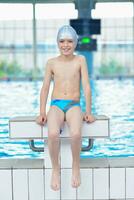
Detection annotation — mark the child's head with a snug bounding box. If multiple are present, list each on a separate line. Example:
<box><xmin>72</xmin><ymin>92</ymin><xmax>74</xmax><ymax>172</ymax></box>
<box><xmin>57</xmin><ymin>25</ymin><xmax>78</xmax><ymax>48</ymax></box>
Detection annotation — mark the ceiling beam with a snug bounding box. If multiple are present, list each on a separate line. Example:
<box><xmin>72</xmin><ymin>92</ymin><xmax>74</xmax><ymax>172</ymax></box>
<box><xmin>95</xmin><ymin>0</ymin><xmax>134</xmax><ymax>2</ymax></box>
<box><xmin>0</xmin><ymin>0</ymin><xmax>75</xmax><ymax>3</ymax></box>
<box><xmin>0</xmin><ymin>0</ymin><xmax>133</xmax><ymax>3</ymax></box>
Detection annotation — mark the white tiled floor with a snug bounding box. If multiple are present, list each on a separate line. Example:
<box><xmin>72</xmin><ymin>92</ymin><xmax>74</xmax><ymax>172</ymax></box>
<box><xmin>0</xmin><ymin>158</ymin><xmax>134</xmax><ymax>200</ymax></box>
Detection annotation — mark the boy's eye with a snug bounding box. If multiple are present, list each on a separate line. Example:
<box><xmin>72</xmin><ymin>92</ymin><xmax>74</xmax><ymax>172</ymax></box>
<box><xmin>59</xmin><ymin>40</ymin><xmax>73</xmax><ymax>43</ymax></box>
<box><xmin>68</xmin><ymin>40</ymin><xmax>73</xmax><ymax>43</ymax></box>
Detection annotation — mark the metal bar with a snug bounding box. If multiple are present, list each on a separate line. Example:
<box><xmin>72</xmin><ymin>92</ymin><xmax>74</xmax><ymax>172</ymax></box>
<box><xmin>29</xmin><ymin>140</ymin><xmax>44</xmax><ymax>152</ymax></box>
<box><xmin>29</xmin><ymin>139</ymin><xmax>94</xmax><ymax>152</ymax></box>
<box><xmin>32</xmin><ymin>2</ymin><xmax>37</xmax><ymax>71</ymax></box>
<box><xmin>81</xmin><ymin>139</ymin><xmax>94</xmax><ymax>151</ymax></box>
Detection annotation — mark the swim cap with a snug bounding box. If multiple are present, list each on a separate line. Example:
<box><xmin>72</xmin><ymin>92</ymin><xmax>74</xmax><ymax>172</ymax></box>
<box><xmin>57</xmin><ymin>25</ymin><xmax>78</xmax><ymax>47</ymax></box>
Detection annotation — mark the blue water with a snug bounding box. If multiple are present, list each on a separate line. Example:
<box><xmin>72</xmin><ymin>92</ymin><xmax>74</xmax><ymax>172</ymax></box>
<box><xmin>0</xmin><ymin>78</ymin><xmax>134</xmax><ymax>158</ymax></box>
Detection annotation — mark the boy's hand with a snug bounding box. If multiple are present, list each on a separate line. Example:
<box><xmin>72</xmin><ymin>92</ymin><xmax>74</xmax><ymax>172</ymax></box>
<box><xmin>83</xmin><ymin>113</ymin><xmax>96</xmax><ymax>123</ymax></box>
<box><xmin>36</xmin><ymin>114</ymin><xmax>47</xmax><ymax>125</ymax></box>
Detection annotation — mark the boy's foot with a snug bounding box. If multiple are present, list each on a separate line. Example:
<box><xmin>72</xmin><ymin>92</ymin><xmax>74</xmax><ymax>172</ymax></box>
<box><xmin>51</xmin><ymin>168</ymin><xmax>60</xmax><ymax>191</ymax></box>
<box><xmin>71</xmin><ymin>166</ymin><xmax>81</xmax><ymax>188</ymax></box>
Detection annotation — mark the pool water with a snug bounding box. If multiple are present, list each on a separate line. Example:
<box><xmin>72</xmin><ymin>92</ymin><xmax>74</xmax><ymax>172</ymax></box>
<box><xmin>0</xmin><ymin>78</ymin><xmax>134</xmax><ymax>158</ymax></box>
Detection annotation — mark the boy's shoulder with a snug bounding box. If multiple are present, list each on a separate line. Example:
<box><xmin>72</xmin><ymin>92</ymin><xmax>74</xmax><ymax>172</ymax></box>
<box><xmin>47</xmin><ymin>57</ymin><xmax>57</xmax><ymax>64</ymax></box>
<box><xmin>76</xmin><ymin>54</ymin><xmax>86</xmax><ymax>60</ymax></box>
<box><xmin>46</xmin><ymin>57</ymin><xmax>58</xmax><ymax>68</ymax></box>
<box><xmin>75</xmin><ymin>55</ymin><xmax>86</xmax><ymax>63</ymax></box>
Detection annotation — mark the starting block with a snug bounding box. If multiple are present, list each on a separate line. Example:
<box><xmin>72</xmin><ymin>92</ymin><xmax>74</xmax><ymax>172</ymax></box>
<box><xmin>9</xmin><ymin>115</ymin><xmax>110</xmax><ymax>198</ymax></box>
<box><xmin>9</xmin><ymin>115</ymin><xmax>109</xmax><ymax>139</ymax></box>
<box><xmin>9</xmin><ymin>115</ymin><xmax>109</xmax><ymax>168</ymax></box>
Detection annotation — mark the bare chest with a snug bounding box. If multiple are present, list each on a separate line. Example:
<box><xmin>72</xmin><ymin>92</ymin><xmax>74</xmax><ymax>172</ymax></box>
<box><xmin>53</xmin><ymin>64</ymin><xmax>80</xmax><ymax>80</ymax></box>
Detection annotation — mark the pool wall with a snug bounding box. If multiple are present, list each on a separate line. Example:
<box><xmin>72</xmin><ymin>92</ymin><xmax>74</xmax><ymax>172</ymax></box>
<box><xmin>0</xmin><ymin>157</ymin><xmax>134</xmax><ymax>200</ymax></box>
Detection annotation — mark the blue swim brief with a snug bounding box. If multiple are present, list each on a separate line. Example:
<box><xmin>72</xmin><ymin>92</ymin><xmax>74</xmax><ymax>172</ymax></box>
<box><xmin>50</xmin><ymin>99</ymin><xmax>80</xmax><ymax>113</ymax></box>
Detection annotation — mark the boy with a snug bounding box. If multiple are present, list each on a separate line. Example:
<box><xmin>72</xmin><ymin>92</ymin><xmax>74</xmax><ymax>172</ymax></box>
<box><xmin>36</xmin><ymin>25</ymin><xmax>95</xmax><ymax>191</ymax></box>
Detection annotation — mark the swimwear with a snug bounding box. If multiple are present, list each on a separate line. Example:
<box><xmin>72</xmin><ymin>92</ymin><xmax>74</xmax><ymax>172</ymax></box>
<box><xmin>50</xmin><ymin>99</ymin><xmax>80</xmax><ymax>113</ymax></box>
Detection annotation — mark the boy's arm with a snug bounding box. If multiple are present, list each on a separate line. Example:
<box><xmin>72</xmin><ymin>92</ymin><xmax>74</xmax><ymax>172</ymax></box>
<box><xmin>80</xmin><ymin>56</ymin><xmax>95</xmax><ymax>122</ymax></box>
<box><xmin>36</xmin><ymin>60</ymin><xmax>52</xmax><ymax>125</ymax></box>
<box><xmin>40</xmin><ymin>60</ymin><xmax>52</xmax><ymax>115</ymax></box>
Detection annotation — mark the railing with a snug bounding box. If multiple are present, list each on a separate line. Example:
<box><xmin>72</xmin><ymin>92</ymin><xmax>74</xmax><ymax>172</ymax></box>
<box><xmin>29</xmin><ymin>138</ymin><xmax>94</xmax><ymax>152</ymax></box>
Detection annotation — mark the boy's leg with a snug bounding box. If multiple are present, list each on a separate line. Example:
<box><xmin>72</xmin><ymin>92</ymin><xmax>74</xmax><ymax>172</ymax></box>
<box><xmin>47</xmin><ymin>106</ymin><xmax>64</xmax><ymax>190</ymax></box>
<box><xmin>66</xmin><ymin>106</ymin><xmax>83</xmax><ymax>188</ymax></box>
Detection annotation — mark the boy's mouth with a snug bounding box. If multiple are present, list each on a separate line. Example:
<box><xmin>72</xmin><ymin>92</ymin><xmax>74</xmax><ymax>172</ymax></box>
<box><xmin>62</xmin><ymin>48</ymin><xmax>71</xmax><ymax>52</ymax></box>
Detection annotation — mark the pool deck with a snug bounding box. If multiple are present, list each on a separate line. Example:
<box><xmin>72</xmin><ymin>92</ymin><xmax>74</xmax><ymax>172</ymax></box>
<box><xmin>0</xmin><ymin>157</ymin><xmax>134</xmax><ymax>200</ymax></box>
<box><xmin>0</xmin><ymin>75</ymin><xmax>134</xmax><ymax>82</ymax></box>
<box><xmin>1</xmin><ymin>157</ymin><xmax>134</xmax><ymax>168</ymax></box>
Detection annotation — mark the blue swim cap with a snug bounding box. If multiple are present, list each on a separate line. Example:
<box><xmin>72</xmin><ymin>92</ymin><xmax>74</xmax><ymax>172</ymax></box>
<box><xmin>57</xmin><ymin>25</ymin><xmax>78</xmax><ymax>47</ymax></box>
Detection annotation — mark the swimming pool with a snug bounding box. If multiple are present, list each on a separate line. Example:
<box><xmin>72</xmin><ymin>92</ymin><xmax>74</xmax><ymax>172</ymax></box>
<box><xmin>0</xmin><ymin>78</ymin><xmax>134</xmax><ymax>158</ymax></box>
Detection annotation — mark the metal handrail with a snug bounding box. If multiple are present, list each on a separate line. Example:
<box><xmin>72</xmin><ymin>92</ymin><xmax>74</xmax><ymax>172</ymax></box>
<box><xmin>29</xmin><ymin>140</ymin><xmax>44</xmax><ymax>152</ymax></box>
<box><xmin>81</xmin><ymin>138</ymin><xmax>94</xmax><ymax>151</ymax></box>
<box><xmin>29</xmin><ymin>138</ymin><xmax>94</xmax><ymax>152</ymax></box>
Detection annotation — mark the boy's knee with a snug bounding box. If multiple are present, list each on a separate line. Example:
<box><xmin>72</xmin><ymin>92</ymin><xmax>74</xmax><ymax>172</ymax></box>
<box><xmin>70</xmin><ymin>131</ymin><xmax>81</xmax><ymax>141</ymax></box>
<box><xmin>48</xmin><ymin>131</ymin><xmax>59</xmax><ymax>140</ymax></box>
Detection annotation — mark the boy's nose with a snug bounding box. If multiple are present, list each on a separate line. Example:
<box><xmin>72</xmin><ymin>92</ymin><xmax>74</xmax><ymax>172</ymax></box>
<box><xmin>64</xmin><ymin>42</ymin><xmax>69</xmax><ymax>46</ymax></box>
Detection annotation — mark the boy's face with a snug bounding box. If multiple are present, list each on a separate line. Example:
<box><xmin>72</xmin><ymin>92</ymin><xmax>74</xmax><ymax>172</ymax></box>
<box><xmin>58</xmin><ymin>38</ymin><xmax>75</xmax><ymax>56</ymax></box>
